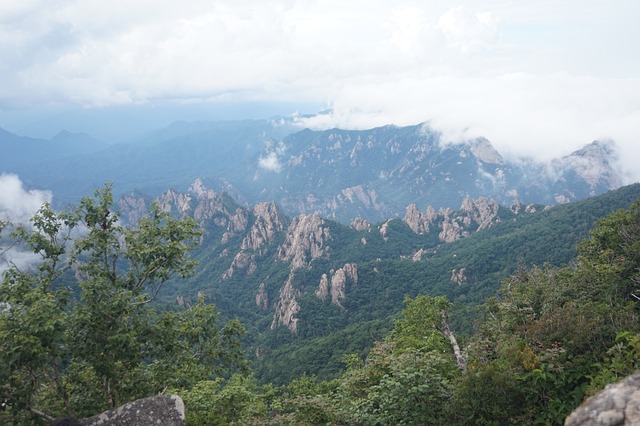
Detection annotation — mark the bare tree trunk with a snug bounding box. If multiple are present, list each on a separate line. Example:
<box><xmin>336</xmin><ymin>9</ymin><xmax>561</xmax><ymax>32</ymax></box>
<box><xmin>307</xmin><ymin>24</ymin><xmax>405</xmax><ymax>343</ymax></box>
<box><xmin>28</xmin><ymin>406</ymin><xmax>55</xmax><ymax>422</ymax></box>
<box><xmin>440</xmin><ymin>310</ymin><xmax>467</xmax><ymax>373</ymax></box>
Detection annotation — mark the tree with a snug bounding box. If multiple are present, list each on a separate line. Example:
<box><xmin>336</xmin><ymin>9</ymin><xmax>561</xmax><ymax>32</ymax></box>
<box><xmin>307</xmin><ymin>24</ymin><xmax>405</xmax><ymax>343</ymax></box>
<box><xmin>336</xmin><ymin>295</ymin><xmax>462</xmax><ymax>425</ymax></box>
<box><xmin>0</xmin><ymin>185</ymin><xmax>246</xmax><ymax>423</ymax></box>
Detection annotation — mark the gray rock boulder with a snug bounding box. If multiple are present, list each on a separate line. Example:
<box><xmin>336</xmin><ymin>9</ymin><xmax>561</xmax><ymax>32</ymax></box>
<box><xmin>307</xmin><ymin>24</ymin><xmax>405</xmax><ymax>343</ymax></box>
<box><xmin>565</xmin><ymin>373</ymin><xmax>640</xmax><ymax>425</ymax></box>
<box><xmin>79</xmin><ymin>395</ymin><xmax>185</xmax><ymax>426</ymax></box>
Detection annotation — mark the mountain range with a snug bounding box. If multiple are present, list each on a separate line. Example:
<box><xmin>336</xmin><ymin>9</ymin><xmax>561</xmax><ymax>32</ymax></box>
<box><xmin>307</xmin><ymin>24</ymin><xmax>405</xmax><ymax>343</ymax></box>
<box><xmin>116</xmin><ymin>178</ymin><xmax>640</xmax><ymax>383</ymax></box>
<box><xmin>1</xmin><ymin>115</ymin><xmax>637</xmax><ymax>383</ymax></box>
<box><xmin>0</xmin><ymin>119</ymin><xmax>623</xmax><ymax>222</ymax></box>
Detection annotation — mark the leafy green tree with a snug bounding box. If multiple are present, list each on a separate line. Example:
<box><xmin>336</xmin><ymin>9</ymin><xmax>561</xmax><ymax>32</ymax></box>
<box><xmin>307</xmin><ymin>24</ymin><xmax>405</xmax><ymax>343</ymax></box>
<box><xmin>450</xmin><ymin>202</ymin><xmax>640</xmax><ymax>424</ymax></box>
<box><xmin>336</xmin><ymin>295</ymin><xmax>462</xmax><ymax>425</ymax></box>
<box><xmin>0</xmin><ymin>185</ymin><xmax>245</xmax><ymax>423</ymax></box>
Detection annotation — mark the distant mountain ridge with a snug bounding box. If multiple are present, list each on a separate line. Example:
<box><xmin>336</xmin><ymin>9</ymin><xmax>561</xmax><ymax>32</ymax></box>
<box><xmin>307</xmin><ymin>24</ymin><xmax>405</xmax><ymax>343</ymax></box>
<box><xmin>0</xmin><ymin>120</ymin><xmax>624</xmax><ymax>220</ymax></box>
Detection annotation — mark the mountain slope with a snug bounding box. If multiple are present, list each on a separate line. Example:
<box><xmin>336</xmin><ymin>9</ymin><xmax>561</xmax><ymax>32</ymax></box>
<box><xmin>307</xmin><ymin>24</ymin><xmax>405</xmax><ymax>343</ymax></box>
<box><xmin>117</xmin><ymin>181</ymin><xmax>640</xmax><ymax>383</ymax></box>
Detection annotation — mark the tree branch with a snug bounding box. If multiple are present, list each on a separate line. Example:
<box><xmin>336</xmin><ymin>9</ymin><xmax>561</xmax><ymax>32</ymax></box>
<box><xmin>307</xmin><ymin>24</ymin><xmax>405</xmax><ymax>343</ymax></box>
<box><xmin>27</xmin><ymin>406</ymin><xmax>55</xmax><ymax>422</ymax></box>
<box><xmin>440</xmin><ymin>310</ymin><xmax>467</xmax><ymax>373</ymax></box>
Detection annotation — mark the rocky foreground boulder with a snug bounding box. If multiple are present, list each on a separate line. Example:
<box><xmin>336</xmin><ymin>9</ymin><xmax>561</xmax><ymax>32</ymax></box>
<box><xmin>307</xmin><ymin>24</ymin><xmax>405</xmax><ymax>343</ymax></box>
<box><xmin>565</xmin><ymin>373</ymin><xmax>640</xmax><ymax>425</ymax></box>
<box><xmin>51</xmin><ymin>395</ymin><xmax>185</xmax><ymax>426</ymax></box>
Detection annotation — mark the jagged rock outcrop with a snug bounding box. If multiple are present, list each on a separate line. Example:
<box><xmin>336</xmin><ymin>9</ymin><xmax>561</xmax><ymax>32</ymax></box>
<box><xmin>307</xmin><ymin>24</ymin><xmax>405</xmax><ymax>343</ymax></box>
<box><xmin>338</xmin><ymin>185</ymin><xmax>383</xmax><ymax>210</ymax></box>
<box><xmin>79</xmin><ymin>395</ymin><xmax>185</xmax><ymax>425</ymax></box>
<box><xmin>220</xmin><ymin>208</ymin><xmax>249</xmax><ymax>244</ymax></box>
<box><xmin>450</xmin><ymin>268</ymin><xmax>467</xmax><ymax>286</ymax></box>
<box><xmin>564</xmin><ymin>373</ymin><xmax>640</xmax><ymax>425</ymax></box>
<box><xmin>510</xmin><ymin>199</ymin><xmax>538</xmax><ymax>214</ymax></box>
<box><xmin>379</xmin><ymin>220</ymin><xmax>391</xmax><ymax>242</ymax></box>
<box><xmin>117</xmin><ymin>193</ymin><xmax>148</xmax><ymax>223</ymax></box>
<box><xmin>459</xmin><ymin>196</ymin><xmax>500</xmax><ymax>230</ymax></box>
<box><xmin>241</xmin><ymin>202</ymin><xmax>285</xmax><ymax>253</ymax></box>
<box><xmin>439</xmin><ymin>208</ymin><xmax>469</xmax><ymax>243</ymax></box>
<box><xmin>412</xmin><ymin>248</ymin><xmax>427</xmax><ymax>261</ymax></box>
<box><xmin>405</xmin><ymin>197</ymin><xmax>501</xmax><ymax>243</ymax></box>
<box><xmin>315</xmin><ymin>264</ymin><xmax>358</xmax><ymax>308</ymax></box>
<box><xmin>271</xmin><ymin>272</ymin><xmax>300</xmax><ymax>332</ymax></box>
<box><xmin>315</xmin><ymin>273</ymin><xmax>329</xmax><ymax>301</ymax></box>
<box><xmin>405</xmin><ymin>204</ymin><xmax>437</xmax><ymax>234</ymax></box>
<box><xmin>158</xmin><ymin>189</ymin><xmax>193</xmax><ymax>216</ymax></box>
<box><xmin>277</xmin><ymin>214</ymin><xmax>331</xmax><ymax>269</ymax></box>
<box><xmin>222</xmin><ymin>251</ymin><xmax>256</xmax><ymax>280</ymax></box>
<box><xmin>330</xmin><ymin>263</ymin><xmax>358</xmax><ymax>307</ymax></box>
<box><xmin>256</xmin><ymin>282</ymin><xmax>268</xmax><ymax>310</ymax></box>
<box><xmin>351</xmin><ymin>216</ymin><xmax>371</xmax><ymax>232</ymax></box>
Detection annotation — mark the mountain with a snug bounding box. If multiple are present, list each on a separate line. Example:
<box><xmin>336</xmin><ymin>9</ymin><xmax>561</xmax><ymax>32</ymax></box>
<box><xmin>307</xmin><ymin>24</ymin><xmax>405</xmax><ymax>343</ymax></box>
<box><xmin>0</xmin><ymin>127</ymin><xmax>107</xmax><ymax>170</ymax></box>
<box><xmin>231</xmin><ymin>124</ymin><xmax>622</xmax><ymax>222</ymax></box>
<box><xmin>117</xmin><ymin>180</ymin><xmax>640</xmax><ymax>383</ymax></box>
<box><xmin>1</xmin><ymin>120</ymin><xmax>623</xmax><ymax>221</ymax></box>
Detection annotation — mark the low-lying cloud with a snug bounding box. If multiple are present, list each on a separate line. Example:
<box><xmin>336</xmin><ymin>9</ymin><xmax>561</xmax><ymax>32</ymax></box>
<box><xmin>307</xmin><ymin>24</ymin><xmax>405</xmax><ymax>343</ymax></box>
<box><xmin>0</xmin><ymin>174</ymin><xmax>52</xmax><ymax>224</ymax></box>
<box><xmin>0</xmin><ymin>174</ymin><xmax>53</xmax><ymax>274</ymax></box>
<box><xmin>258</xmin><ymin>152</ymin><xmax>283</xmax><ymax>173</ymax></box>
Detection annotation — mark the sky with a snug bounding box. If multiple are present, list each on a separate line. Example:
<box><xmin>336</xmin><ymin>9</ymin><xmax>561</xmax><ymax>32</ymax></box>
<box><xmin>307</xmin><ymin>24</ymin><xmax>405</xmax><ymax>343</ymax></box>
<box><xmin>0</xmin><ymin>0</ymin><xmax>639</xmax><ymax>181</ymax></box>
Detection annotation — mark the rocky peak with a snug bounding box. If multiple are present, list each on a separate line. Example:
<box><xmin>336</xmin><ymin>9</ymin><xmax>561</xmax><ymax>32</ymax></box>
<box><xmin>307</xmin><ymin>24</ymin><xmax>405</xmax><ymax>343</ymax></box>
<box><xmin>469</xmin><ymin>138</ymin><xmax>503</xmax><ymax>164</ymax></box>
<box><xmin>404</xmin><ymin>204</ymin><xmax>437</xmax><ymax>234</ymax></box>
<box><xmin>221</xmin><ymin>250</ymin><xmax>256</xmax><ymax>281</ymax></box>
<box><xmin>277</xmin><ymin>213</ymin><xmax>331</xmax><ymax>269</ymax></box>
<box><xmin>459</xmin><ymin>196</ymin><xmax>500</xmax><ymax>230</ymax></box>
<box><xmin>404</xmin><ymin>197</ymin><xmax>501</xmax><ymax>243</ymax></box>
<box><xmin>315</xmin><ymin>263</ymin><xmax>358</xmax><ymax>308</ymax></box>
<box><xmin>271</xmin><ymin>272</ymin><xmax>300</xmax><ymax>332</ymax></box>
<box><xmin>241</xmin><ymin>202</ymin><xmax>285</xmax><ymax>252</ymax></box>
<box><xmin>221</xmin><ymin>208</ymin><xmax>249</xmax><ymax>244</ymax></box>
<box><xmin>117</xmin><ymin>192</ymin><xmax>148</xmax><ymax>224</ymax></box>
<box><xmin>510</xmin><ymin>199</ymin><xmax>538</xmax><ymax>214</ymax></box>
<box><xmin>351</xmin><ymin>216</ymin><xmax>371</xmax><ymax>232</ymax></box>
<box><xmin>558</xmin><ymin>140</ymin><xmax>622</xmax><ymax>192</ymax></box>
<box><xmin>439</xmin><ymin>208</ymin><xmax>468</xmax><ymax>243</ymax></box>
<box><xmin>158</xmin><ymin>189</ymin><xmax>193</xmax><ymax>216</ymax></box>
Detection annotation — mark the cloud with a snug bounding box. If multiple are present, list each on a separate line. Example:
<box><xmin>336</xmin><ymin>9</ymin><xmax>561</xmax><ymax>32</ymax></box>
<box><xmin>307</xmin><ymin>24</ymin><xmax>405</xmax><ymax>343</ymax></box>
<box><xmin>0</xmin><ymin>174</ymin><xmax>53</xmax><ymax>273</ymax></box>
<box><xmin>0</xmin><ymin>1</ymin><xmax>639</xmax><ymax>182</ymax></box>
<box><xmin>0</xmin><ymin>174</ymin><xmax>52</xmax><ymax>224</ymax></box>
<box><xmin>438</xmin><ymin>5</ymin><xmax>500</xmax><ymax>53</ymax></box>
<box><xmin>258</xmin><ymin>152</ymin><xmax>282</xmax><ymax>173</ymax></box>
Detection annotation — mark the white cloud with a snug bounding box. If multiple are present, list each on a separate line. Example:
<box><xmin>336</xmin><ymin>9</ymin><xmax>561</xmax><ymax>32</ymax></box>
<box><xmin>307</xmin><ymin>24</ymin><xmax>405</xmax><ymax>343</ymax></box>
<box><xmin>438</xmin><ymin>5</ymin><xmax>500</xmax><ymax>53</ymax></box>
<box><xmin>0</xmin><ymin>1</ymin><xmax>639</xmax><ymax>182</ymax></box>
<box><xmin>0</xmin><ymin>174</ymin><xmax>52</xmax><ymax>224</ymax></box>
<box><xmin>258</xmin><ymin>152</ymin><xmax>282</xmax><ymax>173</ymax></box>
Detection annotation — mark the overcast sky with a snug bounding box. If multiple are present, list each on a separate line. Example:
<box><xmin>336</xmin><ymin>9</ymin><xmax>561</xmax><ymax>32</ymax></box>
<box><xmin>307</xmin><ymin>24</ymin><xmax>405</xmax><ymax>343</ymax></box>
<box><xmin>0</xmin><ymin>0</ymin><xmax>638</xmax><ymax>180</ymax></box>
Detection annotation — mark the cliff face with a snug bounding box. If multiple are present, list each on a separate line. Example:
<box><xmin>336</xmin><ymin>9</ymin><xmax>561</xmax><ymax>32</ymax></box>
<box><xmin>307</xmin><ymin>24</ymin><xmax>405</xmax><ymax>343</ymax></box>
<box><xmin>314</xmin><ymin>263</ymin><xmax>359</xmax><ymax>308</ymax></box>
<box><xmin>271</xmin><ymin>272</ymin><xmax>300</xmax><ymax>332</ymax></box>
<box><xmin>277</xmin><ymin>214</ymin><xmax>331</xmax><ymax>270</ymax></box>
<box><xmin>404</xmin><ymin>196</ymin><xmax>503</xmax><ymax>243</ymax></box>
<box><xmin>241</xmin><ymin>202</ymin><xmax>285</xmax><ymax>253</ymax></box>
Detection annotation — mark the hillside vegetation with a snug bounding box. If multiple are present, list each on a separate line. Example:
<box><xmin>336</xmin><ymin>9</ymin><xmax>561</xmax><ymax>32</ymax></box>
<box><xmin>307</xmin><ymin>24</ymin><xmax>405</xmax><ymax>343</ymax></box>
<box><xmin>1</xmin><ymin>184</ymin><xmax>639</xmax><ymax>424</ymax></box>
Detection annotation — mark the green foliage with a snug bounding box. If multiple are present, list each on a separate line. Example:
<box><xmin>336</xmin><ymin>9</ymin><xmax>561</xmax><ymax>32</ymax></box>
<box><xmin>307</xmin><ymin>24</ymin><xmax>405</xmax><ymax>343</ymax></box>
<box><xmin>391</xmin><ymin>295</ymin><xmax>452</xmax><ymax>353</ymax></box>
<box><xmin>0</xmin><ymin>185</ymin><xmax>245</xmax><ymax>423</ymax></box>
<box><xmin>586</xmin><ymin>332</ymin><xmax>640</xmax><ymax>397</ymax></box>
<box><xmin>178</xmin><ymin>375</ymin><xmax>268</xmax><ymax>425</ymax></box>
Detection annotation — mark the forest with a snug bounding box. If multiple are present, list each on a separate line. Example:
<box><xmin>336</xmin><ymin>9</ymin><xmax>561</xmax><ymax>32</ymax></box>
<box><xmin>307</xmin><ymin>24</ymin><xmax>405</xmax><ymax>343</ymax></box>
<box><xmin>1</xmin><ymin>185</ymin><xmax>639</xmax><ymax>424</ymax></box>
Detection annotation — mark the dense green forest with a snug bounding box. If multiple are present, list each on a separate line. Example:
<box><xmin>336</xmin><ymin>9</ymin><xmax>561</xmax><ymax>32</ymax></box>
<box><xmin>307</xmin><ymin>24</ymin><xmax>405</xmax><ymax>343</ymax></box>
<box><xmin>1</xmin><ymin>185</ymin><xmax>639</xmax><ymax>424</ymax></box>
<box><xmin>171</xmin><ymin>184</ymin><xmax>640</xmax><ymax>385</ymax></box>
